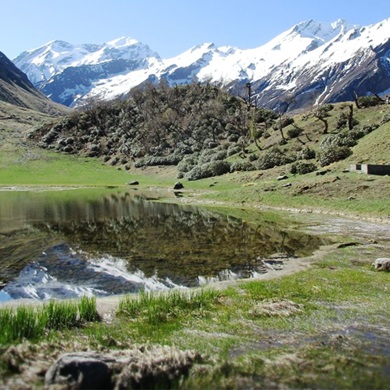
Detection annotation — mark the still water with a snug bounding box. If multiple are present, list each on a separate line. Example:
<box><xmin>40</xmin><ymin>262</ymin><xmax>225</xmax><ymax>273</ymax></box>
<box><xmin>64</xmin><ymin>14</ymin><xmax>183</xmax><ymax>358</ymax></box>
<box><xmin>0</xmin><ymin>189</ymin><xmax>323</xmax><ymax>301</ymax></box>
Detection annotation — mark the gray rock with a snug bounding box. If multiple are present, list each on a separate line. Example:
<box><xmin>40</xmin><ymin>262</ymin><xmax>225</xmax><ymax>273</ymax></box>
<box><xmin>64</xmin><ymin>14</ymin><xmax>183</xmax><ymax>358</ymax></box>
<box><xmin>372</xmin><ymin>258</ymin><xmax>390</xmax><ymax>271</ymax></box>
<box><xmin>45</xmin><ymin>352</ymin><xmax>116</xmax><ymax>389</ymax></box>
<box><xmin>277</xmin><ymin>175</ymin><xmax>288</xmax><ymax>181</ymax></box>
<box><xmin>44</xmin><ymin>347</ymin><xmax>203</xmax><ymax>389</ymax></box>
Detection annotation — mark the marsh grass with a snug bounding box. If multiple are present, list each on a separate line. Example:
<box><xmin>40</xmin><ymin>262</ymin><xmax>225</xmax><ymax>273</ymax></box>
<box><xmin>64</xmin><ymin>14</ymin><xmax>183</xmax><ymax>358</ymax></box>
<box><xmin>0</xmin><ymin>306</ymin><xmax>45</xmax><ymax>344</ymax></box>
<box><xmin>118</xmin><ymin>289</ymin><xmax>221</xmax><ymax>325</ymax></box>
<box><xmin>0</xmin><ymin>297</ymin><xmax>99</xmax><ymax>345</ymax></box>
<box><xmin>79</xmin><ymin>296</ymin><xmax>101</xmax><ymax>322</ymax></box>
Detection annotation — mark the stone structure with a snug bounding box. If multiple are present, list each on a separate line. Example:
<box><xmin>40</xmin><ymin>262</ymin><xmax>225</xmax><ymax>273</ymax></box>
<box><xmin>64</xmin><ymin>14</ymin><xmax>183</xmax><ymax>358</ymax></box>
<box><xmin>350</xmin><ymin>164</ymin><xmax>390</xmax><ymax>175</ymax></box>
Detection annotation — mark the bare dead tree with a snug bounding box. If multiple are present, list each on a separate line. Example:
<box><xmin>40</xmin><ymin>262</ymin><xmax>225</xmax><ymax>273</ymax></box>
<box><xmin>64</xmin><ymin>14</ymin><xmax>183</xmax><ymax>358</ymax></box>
<box><xmin>347</xmin><ymin>104</ymin><xmax>354</xmax><ymax>130</ymax></box>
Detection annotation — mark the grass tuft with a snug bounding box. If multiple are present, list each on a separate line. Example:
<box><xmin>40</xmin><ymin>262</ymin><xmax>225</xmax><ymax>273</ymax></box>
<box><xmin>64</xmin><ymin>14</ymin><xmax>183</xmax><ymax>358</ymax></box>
<box><xmin>118</xmin><ymin>289</ymin><xmax>221</xmax><ymax>325</ymax></box>
<box><xmin>0</xmin><ymin>296</ymin><xmax>100</xmax><ymax>345</ymax></box>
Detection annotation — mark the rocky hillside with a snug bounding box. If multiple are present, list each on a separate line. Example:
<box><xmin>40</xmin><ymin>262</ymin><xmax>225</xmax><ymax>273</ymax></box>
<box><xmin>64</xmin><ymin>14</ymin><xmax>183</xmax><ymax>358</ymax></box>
<box><xmin>30</xmin><ymin>83</ymin><xmax>390</xmax><ymax>180</ymax></box>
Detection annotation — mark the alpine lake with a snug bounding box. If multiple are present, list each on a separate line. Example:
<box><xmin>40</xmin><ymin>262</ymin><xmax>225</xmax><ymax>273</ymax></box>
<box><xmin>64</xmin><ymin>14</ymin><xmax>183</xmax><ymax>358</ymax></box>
<box><xmin>0</xmin><ymin>187</ymin><xmax>326</xmax><ymax>302</ymax></box>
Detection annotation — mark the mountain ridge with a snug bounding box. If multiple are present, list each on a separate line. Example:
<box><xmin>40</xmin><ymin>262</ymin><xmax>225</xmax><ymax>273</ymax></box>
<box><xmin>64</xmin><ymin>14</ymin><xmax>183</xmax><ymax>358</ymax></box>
<box><xmin>12</xmin><ymin>18</ymin><xmax>390</xmax><ymax>110</ymax></box>
<box><xmin>0</xmin><ymin>51</ymin><xmax>68</xmax><ymax>115</ymax></box>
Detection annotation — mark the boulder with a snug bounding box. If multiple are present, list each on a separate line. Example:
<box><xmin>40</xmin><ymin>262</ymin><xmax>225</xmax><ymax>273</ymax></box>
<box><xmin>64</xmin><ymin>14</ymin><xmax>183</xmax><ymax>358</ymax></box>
<box><xmin>44</xmin><ymin>352</ymin><xmax>116</xmax><ymax>389</ymax></box>
<box><xmin>277</xmin><ymin>175</ymin><xmax>288</xmax><ymax>181</ymax></box>
<box><xmin>173</xmin><ymin>182</ymin><xmax>184</xmax><ymax>190</ymax></box>
<box><xmin>372</xmin><ymin>258</ymin><xmax>390</xmax><ymax>271</ymax></box>
<box><xmin>45</xmin><ymin>346</ymin><xmax>203</xmax><ymax>389</ymax></box>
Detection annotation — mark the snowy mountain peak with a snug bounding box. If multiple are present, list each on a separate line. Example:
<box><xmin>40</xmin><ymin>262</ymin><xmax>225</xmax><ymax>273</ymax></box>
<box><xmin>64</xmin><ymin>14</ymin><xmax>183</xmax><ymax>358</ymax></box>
<box><xmin>290</xmin><ymin>19</ymin><xmax>355</xmax><ymax>42</ymax></box>
<box><xmin>190</xmin><ymin>42</ymin><xmax>216</xmax><ymax>52</ymax></box>
<box><xmin>45</xmin><ymin>40</ymin><xmax>74</xmax><ymax>51</ymax></box>
<box><xmin>12</xmin><ymin>18</ymin><xmax>390</xmax><ymax>110</ymax></box>
<box><xmin>13</xmin><ymin>36</ymin><xmax>161</xmax><ymax>86</ymax></box>
<box><xmin>106</xmin><ymin>36</ymin><xmax>139</xmax><ymax>48</ymax></box>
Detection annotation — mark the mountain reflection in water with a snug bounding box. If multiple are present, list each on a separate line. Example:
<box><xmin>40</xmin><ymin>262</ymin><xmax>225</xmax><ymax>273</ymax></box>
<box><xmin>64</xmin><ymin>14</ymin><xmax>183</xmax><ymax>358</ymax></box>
<box><xmin>0</xmin><ymin>190</ymin><xmax>324</xmax><ymax>301</ymax></box>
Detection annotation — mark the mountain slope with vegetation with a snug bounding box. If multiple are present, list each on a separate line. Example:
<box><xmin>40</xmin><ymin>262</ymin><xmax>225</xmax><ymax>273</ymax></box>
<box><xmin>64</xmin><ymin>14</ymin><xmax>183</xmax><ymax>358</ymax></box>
<box><xmin>31</xmin><ymin>83</ymin><xmax>390</xmax><ymax>180</ymax></box>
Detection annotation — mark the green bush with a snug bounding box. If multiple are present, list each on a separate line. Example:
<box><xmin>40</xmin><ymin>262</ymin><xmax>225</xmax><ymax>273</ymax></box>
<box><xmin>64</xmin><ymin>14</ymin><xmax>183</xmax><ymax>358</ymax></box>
<box><xmin>317</xmin><ymin>146</ymin><xmax>352</xmax><ymax>167</ymax></box>
<box><xmin>357</xmin><ymin>95</ymin><xmax>383</xmax><ymax>108</ymax></box>
<box><xmin>290</xmin><ymin>161</ymin><xmax>317</xmax><ymax>175</ymax></box>
<box><xmin>296</xmin><ymin>147</ymin><xmax>316</xmax><ymax>160</ymax></box>
<box><xmin>320</xmin><ymin>132</ymin><xmax>357</xmax><ymax>149</ymax></box>
<box><xmin>381</xmin><ymin>113</ymin><xmax>390</xmax><ymax>125</ymax></box>
<box><xmin>177</xmin><ymin>156</ymin><xmax>197</xmax><ymax>173</ymax></box>
<box><xmin>256</xmin><ymin>147</ymin><xmax>295</xmax><ymax>170</ymax></box>
<box><xmin>287</xmin><ymin>126</ymin><xmax>303</xmax><ymax>139</ymax></box>
<box><xmin>79</xmin><ymin>296</ymin><xmax>101</xmax><ymax>322</ymax></box>
<box><xmin>184</xmin><ymin>161</ymin><xmax>230</xmax><ymax>181</ymax></box>
<box><xmin>227</xmin><ymin>144</ymin><xmax>242</xmax><ymax>157</ymax></box>
<box><xmin>210</xmin><ymin>150</ymin><xmax>227</xmax><ymax>162</ymax></box>
<box><xmin>230</xmin><ymin>161</ymin><xmax>256</xmax><ymax>172</ymax></box>
<box><xmin>336</xmin><ymin>113</ymin><xmax>359</xmax><ymax>130</ymax></box>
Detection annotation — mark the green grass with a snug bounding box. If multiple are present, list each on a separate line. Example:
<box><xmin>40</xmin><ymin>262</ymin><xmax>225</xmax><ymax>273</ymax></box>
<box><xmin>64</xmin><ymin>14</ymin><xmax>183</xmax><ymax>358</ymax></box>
<box><xmin>118</xmin><ymin>289</ymin><xmax>221</xmax><ymax>325</ymax></box>
<box><xmin>0</xmin><ymin>148</ymin><xmax>130</xmax><ymax>186</ymax></box>
<box><xmin>0</xmin><ymin>297</ymin><xmax>99</xmax><ymax>345</ymax></box>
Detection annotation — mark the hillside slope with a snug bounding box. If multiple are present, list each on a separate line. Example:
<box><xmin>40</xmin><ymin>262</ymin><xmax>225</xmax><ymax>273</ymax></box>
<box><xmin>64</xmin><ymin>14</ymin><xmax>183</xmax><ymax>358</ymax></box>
<box><xmin>29</xmin><ymin>84</ymin><xmax>390</xmax><ymax>181</ymax></box>
<box><xmin>0</xmin><ymin>51</ymin><xmax>69</xmax><ymax>116</ymax></box>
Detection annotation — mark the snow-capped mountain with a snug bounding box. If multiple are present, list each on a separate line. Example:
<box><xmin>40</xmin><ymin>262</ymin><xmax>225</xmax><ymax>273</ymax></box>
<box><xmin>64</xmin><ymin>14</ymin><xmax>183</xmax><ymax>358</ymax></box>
<box><xmin>14</xmin><ymin>37</ymin><xmax>160</xmax><ymax>106</ymax></box>
<box><xmin>13</xmin><ymin>18</ymin><xmax>390</xmax><ymax>110</ymax></box>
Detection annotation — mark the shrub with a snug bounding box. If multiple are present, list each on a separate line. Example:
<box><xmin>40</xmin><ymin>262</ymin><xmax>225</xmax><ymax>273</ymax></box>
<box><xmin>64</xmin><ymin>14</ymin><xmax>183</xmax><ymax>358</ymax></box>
<box><xmin>336</xmin><ymin>112</ymin><xmax>359</xmax><ymax>130</ymax></box>
<box><xmin>357</xmin><ymin>95</ymin><xmax>383</xmax><ymax>108</ymax></box>
<box><xmin>198</xmin><ymin>149</ymin><xmax>216</xmax><ymax>164</ymax></box>
<box><xmin>381</xmin><ymin>113</ymin><xmax>390</xmax><ymax>125</ymax></box>
<box><xmin>287</xmin><ymin>126</ymin><xmax>303</xmax><ymax>139</ymax></box>
<box><xmin>227</xmin><ymin>144</ymin><xmax>242</xmax><ymax>157</ymax></box>
<box><xmin>177</xmin><ymin>156</ymin><xmax>197</xmax><ymax>173</ymax></box>
<box><xmin>256</xmin><ymin>147</ymin><xmax>295</xmax><ymax>170</ymax></box>
<box><xmin>210</xmin><ymin>150</ymin><xmax>227</xmax><ymax>162</ymax></box>
<box><xmin>135</xmin><ymin>155</ymin><xmax>182</xmax><ymax>168</ymax></box>
<box><xmin>185</xmin><ymin>161</ymin><xmax>230</xmax><ymax>181</ymax></box>
<box><xmin>230</xmin><ymin>161</ymin><xmax>256</xmax><ymax>172</ymax></box>
<box><xmin>317</xmin><ymin>146</ymin><xmax>352</xmax><ymax>166</ymax></box>
<box><xmin>296</xmin><ymin>147</ymin><xmax>316</xmax><ymax>160</ymax></box>
<box><xmin>320</xmin><ymin>132</ymin><xmax>357</xmax><ymax>149</ymax></box>
<box><xmin>362</xmin><ymin>124</ymin><xmax>379</xmax><ymax>133</ymax></box>
<box><xmin>336</xmin><ymin>113</ymin><xmax>348</xmax><ymax>129</ymax></box>
<box><xmin>252</xmin><ymin>128</ymin><xmax>264</xmax><ymax>139</ymax></box>
<box><xmin>277</xmin><ymin>116</ymin><xmax>294</xmax><ymax>129</ymax></box>
<box><xmin>290</xmin><ymin>161</ymin><xmax>317</xmax><ymax>175</ymax></box>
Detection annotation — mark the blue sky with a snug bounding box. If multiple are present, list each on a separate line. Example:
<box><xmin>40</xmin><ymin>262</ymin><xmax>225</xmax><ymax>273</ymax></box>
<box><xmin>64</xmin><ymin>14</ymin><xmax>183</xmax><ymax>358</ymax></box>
<box><xmin>2</xmin><ymin>0</ymin><xmax>389</xmax><ymax>60</ymax></box>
